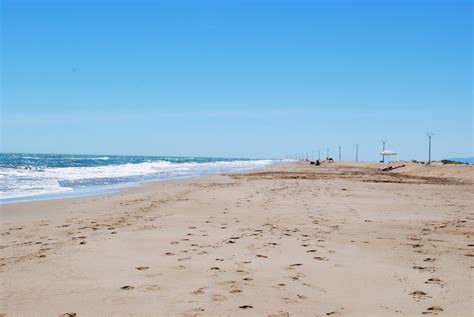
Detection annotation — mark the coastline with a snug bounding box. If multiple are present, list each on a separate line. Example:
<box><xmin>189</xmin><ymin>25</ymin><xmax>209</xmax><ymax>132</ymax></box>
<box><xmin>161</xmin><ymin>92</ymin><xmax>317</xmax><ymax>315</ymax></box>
<box><xmin>0</xmin><ymin>159</ymin><xmax>280</xmax><ymax>205</ymax></box>
<box><xmin>1</xmin><ymin>161</ymin><xmax>472</xmax><ymax>316</ymax></box>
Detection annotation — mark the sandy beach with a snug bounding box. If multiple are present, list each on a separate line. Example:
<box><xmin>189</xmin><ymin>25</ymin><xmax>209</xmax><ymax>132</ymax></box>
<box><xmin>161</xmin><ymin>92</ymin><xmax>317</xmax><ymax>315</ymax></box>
<box><xmin>0</xmin><ymin>161</ymin><xmax>473</xmax><ymax>316</ymax></box>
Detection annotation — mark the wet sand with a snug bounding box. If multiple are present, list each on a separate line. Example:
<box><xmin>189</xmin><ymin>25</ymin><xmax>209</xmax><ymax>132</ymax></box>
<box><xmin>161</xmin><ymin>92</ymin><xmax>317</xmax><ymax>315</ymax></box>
<box><xmin>1</xmin><ymin>162</ymin><xmax>473</xmax><ymax>316</ymax></box>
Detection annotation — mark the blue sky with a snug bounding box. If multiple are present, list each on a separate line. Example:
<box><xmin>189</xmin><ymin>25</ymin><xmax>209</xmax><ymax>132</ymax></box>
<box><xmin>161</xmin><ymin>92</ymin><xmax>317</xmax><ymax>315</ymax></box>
<box><xmin>1</xmin><ymin>0</ymin><xmax>472</xmax><ymax>160</ymax></box>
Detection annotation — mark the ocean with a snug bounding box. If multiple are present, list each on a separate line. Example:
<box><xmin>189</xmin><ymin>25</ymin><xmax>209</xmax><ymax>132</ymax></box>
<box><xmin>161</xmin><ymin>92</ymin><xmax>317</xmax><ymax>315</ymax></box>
<box><xmin>0</xmin><ymin>153</ymin><xmax>275</xmax><ymax>203</ymax></box>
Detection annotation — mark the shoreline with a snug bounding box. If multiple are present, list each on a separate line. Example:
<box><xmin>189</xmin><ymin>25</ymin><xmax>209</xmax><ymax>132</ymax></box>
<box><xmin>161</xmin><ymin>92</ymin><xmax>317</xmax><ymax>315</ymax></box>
<box><xmin>2</xmin><ymin>159</ymin><xmax>471</xmax><ymax>207</ymax></box>
<box><xmin>0</xmin><ymin>161</ymin><xmax>281</xmax><ymax>206</ymax></box>
<box><xmin>1</xmin><ymin>161</ymin><xmax>473</xmax><ymax>316</ymax></box>
<box><xmin>0</xmin><ymin>162</ymin><xmax>284</xmax><ymax>223</ymax></box>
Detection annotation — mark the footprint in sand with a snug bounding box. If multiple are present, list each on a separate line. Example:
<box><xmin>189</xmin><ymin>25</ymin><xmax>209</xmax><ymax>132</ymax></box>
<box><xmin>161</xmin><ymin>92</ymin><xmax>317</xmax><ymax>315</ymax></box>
<box><xmin>413</xmin><ymin>266</ymin><xmax>430</xmax><ymax>271</ymax></box>
<box><xmin>135</xmin><ymin>266</ymin><xmax>149</xmax><ymax>271</ymax></box>
<box><xmin>423</xmin><ymin>258</ymin><xmax>437</xmax><ymax>262</ymax></box>
<box><xmin>410</xmin><ymin>290</ymin><xmax>428</xmax><ymax>299</ymax></box>
<box><xmin>425</xmin><ymin>278</ymin><xmax>442</xmax><ymax>284</ymax></box>
<box><xmin>192</xmin><ymin>287</ymin><xmax>206</xmax><ymax>295</ymax></box>
<box><xmin>229</xmin><ymin>289</ymin><xmax>242</xmax><ymax>294</ymax></box>
<box><xmin>422</xmin><ymin>306</ymin><xmax>444</xmax><ymax>314</ymax></box>
<box><xmin>120</xmin><ymin>285</ymin><xmax>134</xmax><ymax>290</ymax></box>
<box><xmin>217</xmin><ymin>280</ymin><xmax>238</xmax><ymax>287</ymax></box>
<box><xmin>314</xmin><ymin>256</ymin><xmax>327</xmax><ymax>261</ymax></box>
<box><xmin>426</xmin><ymin>306</ymin><xmax>443</xmax><ymax>312</ymax></box>
<box><xmin>138</xmin><ymin>284</ymin><xmax>160</xmax><ymax>292</ymax></box>
<box><xmin>189</xmin><ymin>307</ymin><xmax>205</xmax><ymax>313</ymax></box>
<box><xmin>282</xmin><ymin>297</ymin><xmax>299</xmax><ymax>304</ymax></box>
<box><xmin>239</xmin><ymin>305</ymin><xmax>253</xmax><ymax>309</ymax></box>
<box><xmin>59</xmin><ymin>313</ymin><xmax>77</xmax><ymax>317</ymax></box>
<box><xmin>165</xmin><ymin>252</ymin><xmax>175</xmax><ymax>256</ymax></box>
<box><xmin>212</xmin><ymin>294</ymin><xmax>227</xmax><ymax>301</ymax></box>
<box><xmin>256</xmin><ymin>254</ymin><xmax>268</xmax><ymax>258</ymax></box>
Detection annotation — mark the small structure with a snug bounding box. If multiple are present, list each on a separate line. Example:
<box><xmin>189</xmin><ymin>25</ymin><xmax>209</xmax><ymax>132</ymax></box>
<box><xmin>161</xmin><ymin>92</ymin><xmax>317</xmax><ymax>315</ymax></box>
<box><xmin>380</xmin><ymin>150</ymin><xmax>397</xmax><ymax>163</ymax></box>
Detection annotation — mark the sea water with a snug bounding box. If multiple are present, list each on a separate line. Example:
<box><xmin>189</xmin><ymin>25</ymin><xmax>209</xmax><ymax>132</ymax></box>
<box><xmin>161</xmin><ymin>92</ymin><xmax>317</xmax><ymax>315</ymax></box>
<box><xmin>0</xmin><ymin>153</ymin><xmax>274</xmax><ymax>203</ymax></box>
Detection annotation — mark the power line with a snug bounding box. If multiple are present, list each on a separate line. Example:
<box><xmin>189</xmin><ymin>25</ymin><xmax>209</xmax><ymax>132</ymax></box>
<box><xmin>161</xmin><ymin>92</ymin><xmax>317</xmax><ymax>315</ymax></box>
<box><xmin>426</xmin><ymin>133</ymin><xmax>434</xmax><ymax>164</ymax></box>
<box><xmin>381</xmin><ymin>139</ymin><xmax>387</xmax><ymax>162</ymax></box>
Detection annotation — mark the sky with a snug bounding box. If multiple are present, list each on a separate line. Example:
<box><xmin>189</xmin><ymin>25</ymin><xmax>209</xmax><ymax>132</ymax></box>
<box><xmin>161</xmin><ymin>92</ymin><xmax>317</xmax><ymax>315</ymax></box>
<box><xmin>1</xmin><ymin>0</ymin><xmax>472</xmax><ymax>161</ymax></box>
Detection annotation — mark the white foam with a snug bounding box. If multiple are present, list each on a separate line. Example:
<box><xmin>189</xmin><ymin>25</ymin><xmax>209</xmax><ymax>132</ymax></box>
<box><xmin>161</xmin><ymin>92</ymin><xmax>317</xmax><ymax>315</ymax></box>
<box><xmin>0</xmin><ymin>159</ymin><xmax>274</xmax><ymax>200</ymax></box>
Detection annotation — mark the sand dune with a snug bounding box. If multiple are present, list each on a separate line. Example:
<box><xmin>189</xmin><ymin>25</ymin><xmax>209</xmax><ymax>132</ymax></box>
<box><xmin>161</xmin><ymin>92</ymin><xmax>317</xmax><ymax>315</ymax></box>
<box><xmin>0</xmin><ymin>162</ymin><xmax>473</xmax><ymax>316</ymax></box>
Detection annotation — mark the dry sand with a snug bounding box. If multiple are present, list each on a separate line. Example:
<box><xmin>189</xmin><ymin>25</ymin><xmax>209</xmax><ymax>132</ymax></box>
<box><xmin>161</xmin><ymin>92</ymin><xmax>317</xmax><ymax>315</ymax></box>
<box><xmin>0</xmin><ymin>162</ymin><xmax>473</xmax><ymax>316</ymax></box>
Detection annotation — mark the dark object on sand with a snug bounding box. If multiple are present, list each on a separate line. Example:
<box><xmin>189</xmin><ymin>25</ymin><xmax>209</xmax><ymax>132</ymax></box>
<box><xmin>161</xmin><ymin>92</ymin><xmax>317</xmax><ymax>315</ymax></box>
<box><xmin>136</xmin><ymin>266</ymin><xmax>149</xmax><ymax>271</ymax></box>
<box><xmin>441</xmin><ymin>159</ymin><xmax>468</xmax><ymax>165</ymax></box>
<box><xmin>382</xmin><ymin>164</ymin><xmax>405</xmax><ymax>172</ymax></box>
<box><xmin>316</xmin><ymin>159</ymin><xmax>321</xmax><ymax>166</ymax></box>
<box><xmin>59</xmin><ymin>314</ymin><xmax>77</xmax><ymax>317</ymax></box>
<box><xmin>310</xmin><ymin>161</ymin><xmax>316</xmax><ymax>165</ymax></box>
<box><xmin>326</xmin><ymin>158</ymin><xmax>334</xmax><ymax>163</ymax></box>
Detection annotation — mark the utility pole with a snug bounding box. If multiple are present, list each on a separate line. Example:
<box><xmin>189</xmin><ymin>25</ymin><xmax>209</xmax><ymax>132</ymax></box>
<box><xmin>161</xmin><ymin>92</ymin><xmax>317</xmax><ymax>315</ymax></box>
<box><xmin>426</xmin><ymin>133</ymin><xmax>434</xmax><ymax>164</ymax></box>
<box><xmin>318</xmin><ymin>150</ymin><xmax>321</xmax><ymax>160</ymax></box>
<box><xmin>381</xmin><ymin>139</ymin><xmax>387</xmax><ymax>162</ymax></box>
<box><xmin>355</xmin><ymin>144</ymin><xmax>359</xmax><ymax>162</ymax></box>
<box><xmin>338</xmin><ymin>145</ymin><xmax>341</xmax><ymax>161</ymax></box>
